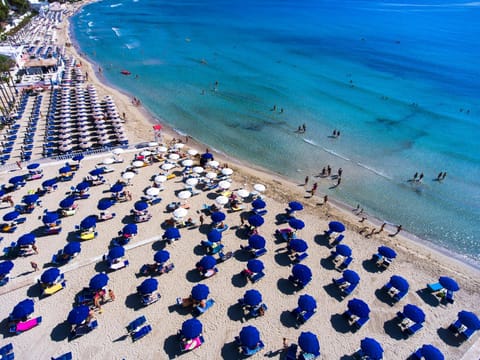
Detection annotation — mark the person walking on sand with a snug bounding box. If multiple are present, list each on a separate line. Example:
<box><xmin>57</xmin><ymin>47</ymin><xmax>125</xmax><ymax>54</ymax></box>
<box><xmin>418</xmin><ymin>173</ymin><xmax>424</xmax><ymax>182</ymax></box>
<box><xmin>323</xmin><ymin>195</ymin><xmax>328</xmax><ymax>204</ymax></box>
<box><xmin>108</xmin><ymin>289</ymin><xmax>116</xmax><ymax>302</ymax></box>
<box><xmin>327</xmin><ymin>165</ymin><xmax>332</xmax><ymax>176</ymax></box>
<box><xmin>391</xmin><ymin>225</ymin><xmax>402</xmax><ymax>236</ymax></box>
<box><xmin>30</xmin><ymin>261</ymin><xmax>39</xmax><ymax>272</ymax></box>
<box><xmin>304</xmin><ymin>176</ymin><xmax>309</xmax><ymax>186</ymax></box>
<box><xmin>338</xmin><ymin>168</ymin><xmax>343</xmax><ymax>178</ymax></box>
<box><xmin>336</xmin><ymin>177</ymin><xmax>342</xmax><ymax>186</ymax></box>
<box><xmin>199</xmin><ymin>214</ymin><xmax>204</xmax><ymax>226</ymax></box>
<box><xmin>378</xmin><ymin>222</ymin><xmax>386</xmax><ymax>233</ymax></box>
<box><xmin>240</xmin><ymin>213</ymin><xmax>245</xmax><ymax>226</ymax></box>
<box><xmin>311</xmin><ymin>182</ymin><xmax>318</xmax><ymax>193</ymax></box>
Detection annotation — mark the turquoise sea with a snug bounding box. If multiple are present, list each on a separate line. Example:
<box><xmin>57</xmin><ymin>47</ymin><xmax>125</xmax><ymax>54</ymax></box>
<box><xmin>71</xmin><ymin>0</ymin><xmax>480</xmax><ymax>263</ymax></box>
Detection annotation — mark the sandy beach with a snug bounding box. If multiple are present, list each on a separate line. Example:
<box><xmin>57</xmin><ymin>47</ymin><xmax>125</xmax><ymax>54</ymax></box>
<box><xmin>0</xmin><ymin>3</ymin><xmax>479</xmax><ymax>359</ymax></box>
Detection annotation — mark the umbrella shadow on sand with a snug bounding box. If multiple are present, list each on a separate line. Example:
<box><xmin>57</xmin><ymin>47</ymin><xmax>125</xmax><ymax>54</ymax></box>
<box><xmin>163</xmin><ymin>333</ymin><xmax>182</xmax><ymax>358</ymax></box>
<box><xmin>383</xmin><ymin>318</ymin><xmax>406</xmax><ymax>340</ymax></box>
<box><xmin>0</xmin><ymin>318</ymin><xmax>16</xmax><ymax>338</ymax></box>
<box><xmin>280</xmin><ymin>310</ymin><xmax>297</xmax><ymax>328</ymax></box>
<box><xmin>277</xmin><ymin>278</ymin><xmax>296</xmax><ymax>295</ymax></box>
<box><xmin>374</xmin><ymin>288</ymin><xmax>396</xmax><ymax>306</ymax></box>
<box><xmin>320</xmin><ymin>258</ymin><xmax>336</xmax><ymax>271</ymax></box>
<box><xmin>314</xmin><ymin>233</ymin><xmax>330</xmax><ymax>247</ymax></box>
<box><xmin>323</xmin><ymin>284</ymin><xmax>345</xmax><ymax>302</ymax></box>
<box><xmin>185</xmin><ymin>269</ymin><xmax>203</xmax><ymax>283</ymax></box>
<box><xmin>231</xmin><ymin>273</ymin><xmax>248</xmax><ymax>288</ymax></box>
<box><xmin>415</xmin><ymin>289</ymin><xmax>440</xmax><ymax>307</ymax></box>
<box><xmin>151</xmin><ymin>240</ymin><xmax>166</xmax><ymax>252</ymax></box>
<box><xmin>221</xmin><ymin>340</ymin><xmax>239</xmax><ymax>359</ymax></box>
<box><xmin>330</xmin><ymin>313</ymin><xmax>352</xmax><ymax>334</ymax></box>
<box><xmin>227</xmin><ymin>303</ymin><xmax>244</xmax><ymax>322</ymax></box>
<box><xmin>26</xmin><ymin>283</ymin><xmax>42</xmax><ymax>299</ymax></box>
<box><xmin>361</xmin><ymin>259</ymin><xmax>380</xmax><ymax>274</ymax></box>
<box><xmin>437</xmin><ymin>327</ymin><xmax>463</xmax><ymax>347</ymax></box>
<box><xmin>124</xmin><ymin>293</ymin><xmax>143</xmax><ymax>311</ymax></box>
<box><xmin>50</xmin><ymin>321</ymin><xmax>71</xmax><ymax>342</ymax></box>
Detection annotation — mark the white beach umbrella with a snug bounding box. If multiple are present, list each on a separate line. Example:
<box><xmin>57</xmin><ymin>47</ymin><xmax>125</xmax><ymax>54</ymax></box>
<box><xmin>103</xmin><ymin>157</ymin><xmax>115</xmax><ymax>165</ymax></box>
<box><xmin>80</xmin><ymin>142</ymin><xmax>91</xmax><ymax>149</ymax></box>
<box><xmin>221</xmin><ymin>168</ymin><xmax>233</xmax><ymax>176</ymax></box>
<box><xmin>192</xmin><ymin>166</ymin><xmax>204</xmax><ymax>174</ymax></box>
<box><xmin>218</xmin><ymin>180</ymin><xmax>231</xmax><ymax>190</ymax></box>
<box><xmin>99</xmin><ymin>138</ymin><xmax>110</xmax><ymax>145</ymax></box>
<box><xmin>236</xmin><ymin>189</ymin><xmax>250</xmax><ymax>198</ymax></box>
<box><xmin>208</xmin><ymin>160</ymin><xmax>219</xmax><ymax>168</ymax></box>
<box><xmin>187</xmin><ymin>149</ymin><xmax>198</xmax><ymax>156</ymax></box>
<box><xmin>157</xmin><ymin>146</ymin><xmax>168</xmax><ymax>153</ymax></box>
<box><xmin>174</xmin><ymin>143</ymin><xmax>185</xmax><ymax>149</ymax></box>
<box><xmin>168</xmin><ymin>153</ymin><xmax>180</xmax><ymax>161</ymax></box>
<box><xmin>154</xmin><ymin>175</ymin><xmax>167</xmax><ymax>184</ymax></box>
<box><xmin>146</xmin><ymin>187</ymin><xmax>160</xmax><ymax>196</ymax></box>
<box><xmin>182</xmin><ymin>159</ymin><xmax>193</xmax><ymax>167</ymax></box>
<box><xmin>132</xmin><ymin>160</ymin><xmax>145</xmax><ymax>168</ymax></box>
<box><xmin>177</xmin><ymin>190</ymin><xmax>192</xmax><ymax>200</ymax></box>
<box><xmin>122</xmin><ymin>172</ymin><xmax>135</xmax><ymax>180</ymax></box>
<box><xmin>148</xmin><ymin>142</ymin><xmax>159</xmax><ymax>147</ymax></box>
<box><xmin>141</xmin><ymin>150</ymin><xmax>152</xmax><ymax>156</ymax></box>
<box><xmin>112</xmin><ymin>148</ymin><xmax>124</xmax><ymax>155</ymax></box>
<box><xmin>186</xmin><ymin>177</ymin><xmax>199</xmax><ymax>186</ymax></box>
<box><xmin>215</xmin><ymin>195</ymin><xmax>229</xmax><ymax>206</ymax></box>
<box><xmin>173</xmin><ymin>207</ymin><xmax>188</xmax><ymax>219</ymax></box>
<box><xmin>253</xmin><ymin>183</ymin><xmax>266</xmax><ymax>193</ymax></box>
<box><xmin>205</xmin><ymin>172</ymin><xmax>217</xmax><ymax>180</ymax></box>
<box><xmin>60</xmin><ymin>144</ymin><xmax>72</xmax><ymax>152</ymax></box>
<box><xmin>161</xmin><ymin>163</ymin><xmax>175</xmax><ymax>171</ymax></box>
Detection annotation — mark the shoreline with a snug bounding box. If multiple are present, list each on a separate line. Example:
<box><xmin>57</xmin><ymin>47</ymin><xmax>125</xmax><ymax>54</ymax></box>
<box><xmin>66</xmin><ymin>1</ymin><xmax>479</xmax><ymax>272</ymax></box>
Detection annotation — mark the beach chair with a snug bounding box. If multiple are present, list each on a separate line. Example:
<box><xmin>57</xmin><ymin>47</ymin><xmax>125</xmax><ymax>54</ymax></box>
<box><xmin>0</xmin><ymin>343</ymin><xmax>13</xmax><ymax>358</ymax></box>
<box><xmin>460</xmin><ymin>328</ymin><xmax>475</xmax><ymax>341</ymax></box>
<box><xmin>448</xmin><ymin>319</ymin><xmax>463</xmax><ymax>334</ymax></box>
<box><xmin>253</xmin><ymin>248</ymin><xmax>267</xmax><ymax>258</ymax></box>
<box><xmin>180</xmin><ymin>335</ymin><xmax>204</xmax><ymax>352</ymax></box>
<box><xmin>70</xmin><ymin>320</ymin><xmax>98</xmax><ymax>339</ymax></box>
<box><xmin>250</xmin><ymin>271</ymin><xmax>265</xmax><ymax>283</ymax></box>
<box><xmin>239</xmin><ymin>340</ymin><xmax>265</xmax><ymax>357</ymax></box>
<box><xmin>330</xmin><ymin>234</ymin><xmax>344</xmax><ymax>247</ymax></box>
<box><xmin>342</xmin><ymin>282</ymin><xmax>358</xmax><ymax>296</ymax></box>
<box><xmin>10</xmin><ymin>316</ymin><xmax>42</xmax><ymax>334</ymax></box>
<box><xmin>194</xmin><ymin>298</ymin><xmax>215</xmax><ymax>316</ymax></box>
<box><xmin>249</xmin><ymin>303</ymin><xmax>268</xmax><ymax>318</ymax></box>
<box><xmin>292</xmin><ymin>307</ymin><xmax>316</xmax><ymax>325</ymax></box>
<box><xmin>252</xmin><ymin>209</ymin><xmax>267</xmax><ymax>216</ymax></box>
<box><xmin>141</xmin><ymin>292</ymin><xmax>161</xmax><ymax>306</ymax></box>
<box><xmin>405</xmin><ymin>322</ymin><xmax>423</xmax><ymax>336</ymax></box>
<box><xmin>294</xmin><ymin>252</ymin><xmax>308</xmax><ymax>263</ymax></box>
<box><xmin>354</xmin><ymin>316</ymin><xmax>369</xmax><ymax>329</ymax></box>
<box><xmin>0</xmin><ymin>276</ymin><xmax>10</xmax><ymax>286</ymax></box>
<box><xmin>337</xmin><ymin>256</ymin><xmax>353</xmax><ymax>271</ymax></box>
<box><xmin>131</xmin><ymin>324</ymin><xmax>152</xmax><ymax>341</ymax></box>
<box><xmin>201</xmin><ymin>267</ymin><xmax>218</xmax><ymax>279</ymax></box>
<box><xmin>285</xmin><ymin>344</ymin><xmax>298</xmax><ymax>360</ymax></box>
<box><xmin>427</xmin><ymin>282</ymin><xmax>443</xmax><ymax>293</ymax></box>
<box><xmin>217</xmin><ymin>251</ymin><xmax>233</xmax><ymax>263</ymax></box>
<box><xmin>443</xmin><ymin>290</ymin><xmax>455</xmax><ymax>304</ymax></box>
<box><xmin>42</xmin><ymin>281</ymin><xmax>66</xmax><ymax>297</ymax></box>
<box><xmin>127</xmin><ymin>316</ymin><xmax>147</xmax><ymax>334</ymax></box>
<box><xmin>51</xmin><ymin>352</ymin><xmax>72</xmax><ymax>360</ymax></box>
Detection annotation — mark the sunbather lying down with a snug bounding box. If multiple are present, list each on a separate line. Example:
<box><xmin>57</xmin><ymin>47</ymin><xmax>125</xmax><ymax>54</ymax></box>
<box><xmin>177</xmin><ymin>295</ymin><xmax>206</xmax><ymax>308</ymax></box>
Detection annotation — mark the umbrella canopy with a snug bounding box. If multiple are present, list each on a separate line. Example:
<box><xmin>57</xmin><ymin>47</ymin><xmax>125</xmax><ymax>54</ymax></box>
<box><xmin>244</xmin><ymin>289</ymin><xmax>262</xmax><ymax>306</ymax></box>
<box><xmin>64</xmin><ymin>242</ymin><xmax>81</xmax><ymax>255</ymax></box>
<box><xmin>173</xmin><ymin>207</ymin><xmax>188</xmax><ymax>218</ymax></box>
<box><xmin>110</xmin><ymin>183</ymin><xmax>124</xmax><ymax>193</ymax></box>
<box><xmin>188</xmin><ymin>149</ymin><xmax>198</xmax><ymax>156</ymax></box>
<box><xmin>40</xmin><ymin>268</ymin><xmax>61</xmax><ymax>284</ymax></box>
<box><xmin>239</xmin><ymin>326</ymin><xmax>260</xmax><ymax>349</ymax></box>
<box><xmin>211</xmin><ymin>211</ymin><xmax>226</xmax><ymax>223</ymax></box>
<box><xmin>89</xmin><ymin>273</ymin><xmax>109</xmax><ymax>290</ymax></box>
<box><xmin>186</xmin><ymin>177</ymin><xmax>199</xmax><ymax>186</ymax></box>
<box><xmin>154</xmin><ymin>250</ymin><xmax>170</xmax><ymax>264</ymax></box>
<box><xmin>0</xmin><ymin>260</ymin><xmax>14</xmax><ymax>275</ymax></box>
<box><xmin>134</xmin><ymin>201</ymin><xmax>149</xmax><ymax>211</ymax></box>
<box><xmin>67</xmin><ymin>305</ymin><xmax>90</xmax><ymax>325</ymax></box>
<box><xmin>164</xmin><ymin>227</ymin><xmax>180</xmax><ymax>240</ymax></box>
<box><xmin>42</xmin><ymin>211</ymin><xmax>59</xmax><ymax>224</ymax></box>
<box><xmin>343</xmin><ymin>270</ymin><xmax>361</xmax><ymax>285</ymax></box>
<box><xmin>137</xmin><ymin>278</ymin><xmax>158</xmax><ymax>294</ymax></box>
<box><xmin>11</xmin><ymin>299</ymin><xmax>35</xmax><ymax>320</ymax></box>
<box><xmin>59</xmin><ymin>166</ymin><xmax>71</xmax><ymax>174</ymax></box>
<box><xmin>208</xmin><ymin>160</ymin><xmax>219</xmax><ymax>168</ymax></box>
<box><xmin>177</xmin><ymin>190</ymin><xmax>192</xmax><ymax>200</ymax></box>
<box><xmin>42</xmin><ymin>178</ymin><xmax>58</xmax><ymax>187</ymax></box>
<box><xmin>253</xmin><ymin>183</ymin><xmax>266</xmax><ymax>192</ymax></box>
<box><xmin>97</xmin><ymin>198</ymin><xmax>114</xmax><ymax>210</ymax></box>
<box><xmin>439</xmin><ymin>276</ymin><xmax>460</xmax><ymax>292</ymax></box>
<box><xmin>347</xmin><ymin>298</ymin><xmax>370</xmax><ymax>318</ymax></box>
<box><xmin>181</xmin><ymin>318</ymin><xmax>203</xmax><ymax>339</ymax></box>
<box><xmin>248</xmin><ymin>235</ymin><xmax>266</xmax><ymax>249</ymax></box>
<box><xmin>390</xmin><ymin>275</ymin><xmax>409</xmax><ymax>292</ymax></box>
<box><xmin>191</xmin><ymin>284</ymin><xmax>210</xmax><ymax>301</ymax></box>
<box><xmin>419</xmin><ymin>344</ymin><xmax>444</xmax><ymax>360</ymax></box>
<box><xmin>207</xmin><ymin>229</ymin><xmax>222</xmax><ymax>243</ymax></box>
<box><xmin>247</xmin><ymin>259</ymin><xmax>264</xmax><ymax>273</ymax></box>
<box><xmin>90</xmin><ymin>168</ymin><xmax>104</xmax><ymax>176</ymax></box>
<box><xmin>458</xmin><ymin>311</ymin><xmax>480</xmax><ymax>330</ymax></box>
<box><xmin>360</xmin><ymin>338</ymin><xmax>383</xmax><ymax>360</ymax></box>
<box><xmin>329</xmin><ymin>221</ymin><xmax>345</xmax><ymax>233</ymax></box>
<box><xmin>122</xmin><ymin>172</ymin><xmax>135</xmax><ymax>180</ymax></box>
<box><xmin>76</xmin><ymin>182</ymin><xmax>90</xmax><ymax>191</ymax></box>
<box><xmin>205</xmin><ymin>172</ymin><xmax>217</xmax><ymax>179</ymax></box>
<box><xmin>298</xmin><ymin>332</ymin><xmax>320</xmax><ymax>356</ymax></box>
<box><xmin>161</xmin><ymin>163</ymin><xmax>175</xmax><ymax>171</ymax></box>
<box><xmin>3</xmin><ymin>211</ymin><xmax>20</xmax><ymax>221</ymax></box>
<box><xmin>192</xmin><ymin>166</ymin><xmax>204</xmax><ymax>174</ymax></box>
<box><xmin>103</xmin><ymin>158</ymin><xmax>115</xmax><ymax>165</ymax></box>
<box><xmin>80</xmin><ymin>215</ymin><xmax>97</xmax><ymax>229</ymax></box>
<box><xmin>73</xmin><ymin>154</ymin><xmax>84</xmax><ymax>162</ymax></box>
<box><xmin>215</xmin><ymin>195</ymin><xmax>229</xmax><ymax>205</ymax></box>
<box><xmin>198</xmin><ymin>255</ymin><xmax>216</xmax><ymax>270</ymax></box>
<box><xmin>248</xmin><ymin>214</ymin><xmax>264</xmax><ymax>227</ymax></box>
<box><xmin>146</xmin><ymin>187</ymin><xmax>160</xmax><ymax>196</ymax></box>
<box><xmin>108</xmin><ymin>246</ymin><xmax>125</xmax><ymax>260</ymax></box>
<box><xmin>378</xmin><ymin>246</ymin><xmax>397</xmax><ymax>259</ymax></box>
<box><xmin>292</xmin><ymin>264</ymin><xmax>312</xmax><ymax>283</ymax></box>
<box><xmin>27</xmin><ymin>163</ymin><xmax>40</xmax><ymax>170</ymax></box>
<box><xmin>132</xmin><ymin>160</ymin><xmax>145</xmax><ymax>168</ymax></box>
<box><xmin>112</xmin><ymin>148</ymin><xmax>124</xmax><ymax>155</ymax></box>
<box><xmin>289</xmin><ymin>239</ymin><xmax>308</xmax><ymax>253</ymax></box>
<box><xmin>182</xmin><ymin>159</ymin><xmax>193</xmax><ymax>167</ymax></box>
<box><xmin>252</xmin><ymin>198</ymin><xmax>266</xmax><ymax>209</ymax></box>
<box><xmin>18</xmin><ymin>233</ymin><xmax>35</xmax><ymax>246</ymax></box>
<box><xmin>123</xmin><ymin>223</ymin><xmax>138</xmax><ymax>235</ymax></box>
<box><xmin>221</xmin><ymin>168</ymin><xmax>233</xmax><ymax>176</ymax></box>
<box><xmin>154</xmin><ymin>175</ymin><xmax>167</xmax><ymax>184</ymax></box>
<box><xmin>289</xmin><ymin>201</ymin><xmax>304</xmax><ymax>211</ymax></box>
<box><xmin>403</xmin><ymin>304</ymin><xmax>426</xmax><ymax>324</ymax></box>
<box><xmin>298</xmin><ymin>294</ymin><xmax>317</xmax><ymax>312</ymax></box>
<box><xmin>201</xmin><ymin>152</ymin><xmax>213</xmax><ymax>160</ymax></box>
<box><xmin>23</xmin><ymin>194</ymin><xmax>39</xmax><ymax>205</ymax></box>
<box><xmin>218</xmin><ymin>180</ymin><xmax>231</xmax><ymax>190</ymax></box>
<box><xmin>9</xmin><ymin>175</ymin><xmax>25</xmax><ymax>184</ymax></box>
<box><xmin>59</xmin><ymin>196</ymin><xmax>75</xmax><ymax>209</ymax></box>
<box><xmin>289</xmin><ymin>218</ymin><xmax>305</xmax><ymax>230</ymax></box>
<box><xmin>236</xmin><ymin>189</ymin><xmax>250</xmax><ymax>198</ymax></box>
<box><xmin>335</xmin><ymin>244</ymin><xmax>352</xmax><ymax>257</ymax></box>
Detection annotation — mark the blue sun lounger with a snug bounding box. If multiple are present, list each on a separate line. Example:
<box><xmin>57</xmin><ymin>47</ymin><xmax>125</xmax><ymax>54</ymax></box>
<box><xmin>51</xmin><ymin>352</ymin><xmax>72</xmax><ymax>360</ymax></box>
<box><xmin>131</xmin><ymin>324</ymin><xmax>152</xmax><ymax>342</ymax></box>
<box><xmin>127</xmin><ymin>316</ymin><xmax>147</xmax><ymax>334</ymax></box>
<box><xmin>194</xmin><ymin>298</ymin><xmax>215</xmax><ymax>316</ymax></box>
<box><xmin>285</xmin><ymin>344</ymin><xmax>298</xmax><ymax>360</ymax></box>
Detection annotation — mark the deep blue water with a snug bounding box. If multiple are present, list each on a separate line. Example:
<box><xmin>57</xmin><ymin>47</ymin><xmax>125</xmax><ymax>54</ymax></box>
<box><xmin>72</xmin><ymin>0</ymin><xmax>480</xmax><ymax>262</ymax></box>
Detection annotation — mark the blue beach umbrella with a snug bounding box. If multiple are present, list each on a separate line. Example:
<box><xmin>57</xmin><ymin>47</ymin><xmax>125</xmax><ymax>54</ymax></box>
<box><xmin>439</xmin><ymin>276</ymin><xmax>460</xmax><ymax>292</ymax></box>
<box><xmin>289</xmin><ymin>218</ymin><xmax>305</xmax><ymax>230</ymax></box>
<box><xmin>298</xmin><ymin>332</ymin><xmax>320</xmax><ymax>356</ymax></box>
<box><xmin>11</xmin><ymin>299</ymin><xmax>34</xmax><ymax>320</ymax></box>
<box><xmin>64</xmin><ymin>242</ymin><xmax>81</xmax><ymax>255</ymax></box>
<box><xmin>378</xmin><ymin>246</ymin><xmax>397</xmax><ymax>259</ymax></box>
<box><xmin>108</xmin><ymin>246</ymin><xmax>125</xmax><ymax>260</ymax></box>
<box><xmin>403</xmin><ymin>304</ymin><xmax>426</xmax><ymax>324</ymax></box>
<box><xmin>9</xmin><ymin>175</ymin><xmax>25</xmax><ymax>184</ymax></box>
<box><xmin>97</xmin><ymin>198</ymin><xmax>114</xmax><ymax>211</ymax></box>
<box><xmin>211</xmin><ymin>211</ymin><xmax>226</xmax><ymax>223</ymax></box>
<box><xmin>329</xmin><ymin>221</ymin><xmax>345</xmax><ymax>233</ymax></box>
<box><xmin>201</xmin><ymin>152</ymin><xmax>213</xmax><ymax>160</ymax></box>
<box><xmin>17</xmin><ymin>233</ymin><xmax>35</xmax><ymax>246</ymax></box>
<box><xmin>73</xmin><ymin>154</ymin><xmax>84</xmax><ymax>162</ymax></box>
<box><xmin>76</xmin><ymin>181</ymin><xmax>90</xmax><ymax>191</ymax></box>
<box><xmin>181</xmin><ymin>318</ymin><xmax>203</xmax><ymax>339</ymax></box>
<box><xmin>292</xmin><ymin>264</ymin><xmax>312</xmax><ymax>283</ymax></box>
<box><xmin>59</xmin><ymin>166</ymin><xmax>71</xmax><ymax>174</ymax></box>
<box><xmin>419</xmin><ymin>344</ymin><xmax>444</xmax><ymax>360</ymax></box>
<box><xmin>0</xmin><ymin>260</ymin><xmax>14</xmax><ymax>275</ymax></box>
<box><xmin>123</xmin><ymin>223</ymin><xmax>138</xmax><ymax>235</ymax></box>
<box><xmin>288</xmin><ymin>201</ymin><xmax>303</xmax><ymax>211</ymax></box>
<box><xmin>191</xmin><ymin>284</ymin><xmax>210</xmax><ymax>301</ymax></box>
<box><xmin>154</xmin><ymin>250</ymin><xmax>170</xmax><ymax>264</ymax></box>
<box><xmin>298</xmin><ymin>294</ymin><xmax>317</xmax><ymax>312</ymax></box>
<box><xmin>247</xmin><ymin>259</ymin><xmax>264</xmax><ymax>273</ymax></box>
<box><xmin>59</xmin><ymin>196</ymin><xmax>75</xmax><ymax>209</ymax></box>
<box><xmin>164</xmin><ymin>227</ymin><xmax>180</xmax><ymax>240</ymax></box>
<box><xmin>248</xmin><ymin>234</ymin><xmax>266</xmax><ymax>249</ymax></box>
<box><xmin>252</xmin><ymin>198</ymin><xmax>266</xmax><ymax>209</ymax></box>
<box><xmin>42</xmin><ymin>178</ymin><xmax>57</xmax><ymax>188</ymax></box>
<box><xmin>134</xmin><ymin>201</ymin><xmax>149</xmax><ymax>211</ymax></box>
<box><xmin>137</xmin><ymin>278</ymin><xmax>158</xmax><ymax>294</ymax></box>
<box><xmin>80</xmin><ymin>215</ymin><xmax>97</xmax><ymax>229</ymax></box>
<box><xmin>3</xmin><ymin>211</ymin><xmax>19</xmax><ymax>222</ymax></box>
<box><xmin>248</xmin><ymin>214</ymin><xmax>264</xmax><ymax>227</ymax></box>
<box><xmin>90</xmin><ymin>168</ymin><xmax>104</xmax><ymax>176</ymax></box>
<box><xmin>289</xmin><ymin>239</ymin><xmax>308</xmax><ymax>252</ymax></box>
<box><xmin>23</xmin><ymin>194</ymin><xmax>39</xmax><ymax>205</ymax></box>
<box><xmin>197</xmin><ymin>255</ymin><xmax>216</xmax><ymax>270</ymax></box>
<box><xmin>360</xmin><ymin>338</ymin><xmax>383</xmax><ymax>360</ymax></box>
<box><xmin>458</xmin><ymin>311</ymin><xmax>480</xmax><ymax>330</ymax></box>
<box><xmin>343</xmin><ymin>270</ymin><xmax>360</xmax><ymax>285</ymax></box>
<box><xmin>335</xmin><ymin>244</ymin><xmax>352</xmax><ymax>257</ymax></box>
<box><xmin>40</xmin><ymin>268</ymin><xmax>61</xmax><ymax>284</ymax></box>
<box><xmin>243</xmin><ymin>289</ymin><xmax>262</xmax><ymax>306</ymax></box>
<box><xmin>239</xmin><ymin>326</ymin><xmax>260</xmax><ymax>349</ymax></box>
<box><xmin>390</xmin><ymin>275</ymin><xmax>409</xmax><ymax>292</ymax></box>
<box><xmin>347</xmin><ymin>298</ymin><xmax>370</xmax><ymax>318</ymax></box>
<box><xmin>27</xmin><ymin>163</ymin><xmax>40</xmax><ymax>170</ymax></box>
<box><xmin>207</xmin><ymin>229</ymin><xmax>222</xmax><ymax>242</ymax></box>
<box><xmin>42</xmin><ymin>211</ymin><xmax>59</xmax><ymax>224</ymax></box>
<box><xmin>110</xmin><ymin>183</ymin><xmax>124</xmax><ymax>193</ymax></box>
<box><xmin>67</xmin><ymin>305</ymin><xmax>90</xmax><ymax>325</ymax></box>
<box><xmin>89</xmin><ymin>273</ymin><xmax>109</xmax><ymax>291</ymax></box>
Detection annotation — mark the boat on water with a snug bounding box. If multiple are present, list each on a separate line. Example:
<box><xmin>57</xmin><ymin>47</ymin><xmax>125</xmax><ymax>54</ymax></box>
<box><xmin>120</xmin><ymin>70</ymin><xmax>131</xmax><ymax>75</ymax></box>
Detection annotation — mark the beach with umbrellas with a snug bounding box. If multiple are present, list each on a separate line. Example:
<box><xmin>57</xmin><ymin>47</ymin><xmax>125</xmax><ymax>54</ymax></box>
<box><xmin>0</xmin><ymin>3</ymin><xmax>478</xmax><ymax>360</ymax></box>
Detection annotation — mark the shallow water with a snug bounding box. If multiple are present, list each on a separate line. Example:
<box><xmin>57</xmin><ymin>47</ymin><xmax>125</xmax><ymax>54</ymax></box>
<box><xmin>72</xmin><ymin>0</ymin><xmax>480</xmax><ymax>262</ymax></box>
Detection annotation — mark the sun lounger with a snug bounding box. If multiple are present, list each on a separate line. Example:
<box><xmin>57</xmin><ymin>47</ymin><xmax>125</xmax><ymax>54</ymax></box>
<box><xmin>71</xmin><ymin>320</ymin><xmax>98</xmax><ymax>339</ymax></box>
<box><xmin>202</xmin><ymin>267</ymin><xmax>218</xmax><ymax>278</ymax></box>
<box><xmin>44</xmin><ymin>226</ymin><xmax>61</xmax><ymax>235</ymax></box>
<box><xmin>51</xmin><ymin>352</ymin><xmax>72</xmax><ymax>360</ymax></box>
<box><xmin>79</xmin><ymin>231</ymin><xmax>97</xmax><ymax>241</ymax></box>
<box><xmin>405</xmin><ymin>322</ymin><xmax>423</xmax><ymax>336</ymax></box>
<box><xmin>460</xmin><ymin>328</ymin><xmax>475</xmax><ymax>341</ymax></box>
<box><xmin>0</xmin><ymin>276</ymin><xmax>9</xmax><ymax>286</ymax></box>
<box><xmin>338</xmin><ymin>256</ymin><xmax>353</xmax><ymax>270</ymax></box>
<box><xmin>127</xmin><ymin>316</ymin><xmax>147</xmax><ymax>333</ymax></box>
<box><xmin>354</xmin><ymin>316</ymin><xmax>369</xmax><ymax>329</ymax></box>
<box><xmin>110</xmin><ymin>259</ymin><xmax>129</xmax><ymax>271</ymax></box>
<box><xmin>449</xmin><ymin>319</ymin><xmax>462</xmax><ymax>334</ymax></box>
<box><xmin>342</xmin><ymin>282</ymin><xmax>358</xmax><ymax>296</ymax></box>
<box><xmin>131</xmin><ymin>324</ymin><xmax>152</xmax><ymax>341</ymax></box>
<box><xmin>427</xmin><ymin>282</ymin><xmax>443</xmax><ymax>293</ymax></box>
<box><xmin>141</xmin><ymin>292</ymin><xmax>161</xmax><ymax>306</ymax></box>
<box><xmin>42</xmin><ymin>281</ymin><xmax>66</xmax><ymax>297</ymax></box>
<box><xmin>10</xmin><ymin>316</ymin><xmax>42</xmax><ymax>333</ymax></box>
<box><xmin>194</xmin><ymin>298</ymin><xmax>215</xmax><ymax>316</ymax></box>
<box><xmin>443</xmin><ymin>290</ymin><xmax>455</xmax><ymax>304</ymax></box>
<box><xmin>240</xmin><ymin>340</ymin><xmax>265</xmax><ymax>356</ymax></box>
<box><xmin>292</xmin><ymin>307</ymin><xmax>316</xmax><ymax>325</ymax></box>
<box><xmin>250</xmin><ymin>271</ymin><xmax>265</xmax><ymax>283</ymax></box>
<box><xmin>249</xmin><ymin>303</ymin><xmax>268</xmax><ymax>318</ymax></box>
<box><xmin>294</xmin><ymin>252</ymin><xmax>308</xmax><ymax>263</ymax></box>
<box><xmin>0</xmin><ymin>343</ymin><xmax>13</xmax><ymax>357</ymax></box>
<box><xmin>180</xmin><ymin>335</ymin><xmax>204</xmax><ymax>352</ymax></box>
<box><xmin>285</xmin><ymin>344</ymin><xmax>298</xmax><ymax>360</ymax></box>
<box><xmin>253</xmin><ymin>248</ymin><xmax>267</xmax><ymax>258</ymax></box>
<box><xmin>330</xmin><ymin>234</ymin><xmax>344</xmax><ymax>247</ymax></box>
